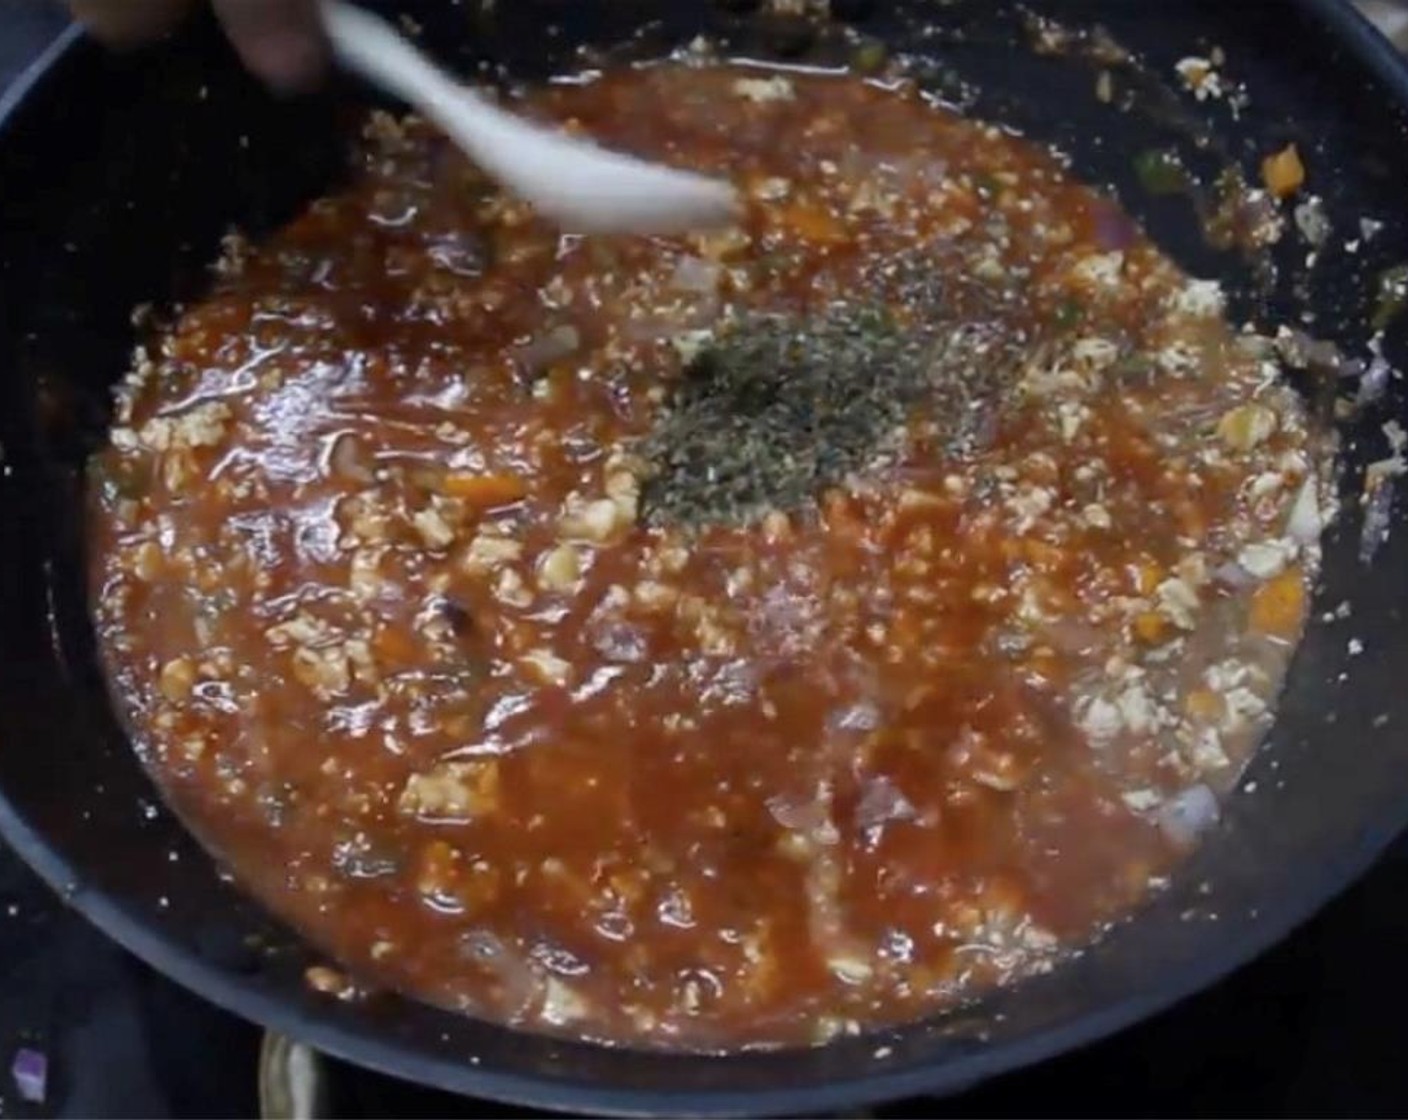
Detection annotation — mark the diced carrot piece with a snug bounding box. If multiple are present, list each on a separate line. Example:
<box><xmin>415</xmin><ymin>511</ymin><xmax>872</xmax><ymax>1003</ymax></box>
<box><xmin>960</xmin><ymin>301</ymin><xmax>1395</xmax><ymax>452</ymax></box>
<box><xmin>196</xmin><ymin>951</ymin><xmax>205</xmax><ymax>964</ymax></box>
<box><xmin>441</xmin><ymin>473</ymin><xmax>527</xmax><ymax>508</ymax></box>
<box><xmin>1023</xmin><ymin>647</ymin><xmax>1060</xmax><ymax>684</ymax></box>
<box><xmin>780</xmin><ymin>202</ymin><xmax>848</xmax><ymax>244</ymax></box>
<box><xmin>1136</xmin><ymin>561</ymin><xmax>1164</xmax><ymax>596</ymax></box>
<box><xmin>1261</xmin><ymin>144</ymin><xmax>1305</xmax><ymax>199</ymax></box>
<box><xmin>1249</xmin><ymin>566</ymin><xmax>1307</xmax><ymax>639</ymax></box>
<box><xmin>1131</xmin><ymin>611</ymin><xmax>1168</xmax><ymax>644</ymax></box>
<box><xmin>1185</xmin><ymin>688</ymin><xmax>1224</xmax><ymax>721</ymax></box>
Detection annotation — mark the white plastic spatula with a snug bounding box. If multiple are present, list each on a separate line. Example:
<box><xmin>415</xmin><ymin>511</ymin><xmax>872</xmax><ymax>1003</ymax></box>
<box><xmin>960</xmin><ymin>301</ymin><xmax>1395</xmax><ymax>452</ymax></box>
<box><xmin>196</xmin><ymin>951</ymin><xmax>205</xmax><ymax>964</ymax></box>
<box><xmin>319</xmin><ymin>0</ymin><xmax>740</xmax><ymax>234</ymax></box>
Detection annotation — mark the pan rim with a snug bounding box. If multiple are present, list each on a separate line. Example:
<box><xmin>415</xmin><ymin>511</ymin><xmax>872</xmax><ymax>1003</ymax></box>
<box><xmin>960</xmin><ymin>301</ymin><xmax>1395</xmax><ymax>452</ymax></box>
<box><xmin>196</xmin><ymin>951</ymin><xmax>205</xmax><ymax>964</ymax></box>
<box><xmin>1</xmin><ymin>3</ymin><xmax>1406</xmax><ymax>1114</ymax></box>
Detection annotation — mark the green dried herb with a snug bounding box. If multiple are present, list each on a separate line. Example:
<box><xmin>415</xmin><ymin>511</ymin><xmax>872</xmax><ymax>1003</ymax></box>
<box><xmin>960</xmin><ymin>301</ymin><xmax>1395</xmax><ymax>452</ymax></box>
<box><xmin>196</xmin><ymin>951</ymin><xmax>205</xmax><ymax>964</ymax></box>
<box><xmin>1054</xmin><ymin>297</ymin><xmax>1085</xmax><ymax>328</ymax></box>
<box><xmin>638</xmin><ymin>303</ymin><xmax>1019</xmax><ymax>529</ymax></box>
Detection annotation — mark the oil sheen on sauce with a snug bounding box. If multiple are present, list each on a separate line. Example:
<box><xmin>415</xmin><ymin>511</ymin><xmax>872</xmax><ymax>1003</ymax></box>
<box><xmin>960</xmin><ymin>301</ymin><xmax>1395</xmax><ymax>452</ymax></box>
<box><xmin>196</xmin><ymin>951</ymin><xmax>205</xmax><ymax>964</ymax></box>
<box><xmin>89</xmin><ymin>65</ymin><xmax>1321</xmax><ymax>1049</ymax></box>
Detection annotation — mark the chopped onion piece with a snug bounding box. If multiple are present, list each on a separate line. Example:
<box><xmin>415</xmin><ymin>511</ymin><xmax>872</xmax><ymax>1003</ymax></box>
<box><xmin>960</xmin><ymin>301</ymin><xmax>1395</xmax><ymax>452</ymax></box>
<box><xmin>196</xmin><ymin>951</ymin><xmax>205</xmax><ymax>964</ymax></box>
<box><xmin>1091</xmin><ymin>199</ymin><xmax>1139</xmax><ymax>250</ymax></box>
<box><xmin>516</xmin><ymin>325</ymin><xmax>580</xmax><ymax>371</ymax></box>
<box><xmin>855</xmin><ymin>775</ymin><xmax>915</xmax><ymax>829</ymax></box>
<box><xmin>1286</xmin><ymin>475</ymin><xmax>1322</xmax><ymax>545</ymax></box>
<box><xmin>1213</xmin><ymin>561</ymin><xmax>1260</xmax><ymax>590</ymax></box>
<box><xmin>1356</xmin><ymin>354</ymin><xmax>1392</xmax><ymax>406</ymax></box>
<box><xmin>670</xmin><ymin>255</ymin><xmax>722</xmax><ymax>293</ymax></box>
<box><xmin>1157</xmin><ymin>784</ymin><xmax>1220</xmax><ymax>847</ymax></box>
<box><xmin>11</xmin><ymin>1048</ymin><xmax>46</xmax><ymax>1104</ymax></box>
<box><xmin>829</xmin><ymin>700</ymin><xmax>880</xmax><ymax>733</ymax></box>
<box><xmin>1360</xmin><ymin>473</ymin><xmax>1397</xmax><ymax>563</ymax></box>
<box><xmin>767</xmin><ymin>790</ymin><xmax>830</xmax><ymax>832</ymax></box>
<box><xmin>328</xmin><ymin>432</ymin><xmax>374</xmax><ymax>483</ymax></box>
<box><xmin>458</xmin><ymin>928</ymin><xmax>538</xmax><ymax>1015</ymax></box>
<box><xmin>1041</xmin><ymin>617</ymin><xmax>1104</xmax><ymax>655</ymax></box>
<box><xmin>622</xmin><ymin>302</ymin><xmax>718</xmax><ymax>342</ymax></box>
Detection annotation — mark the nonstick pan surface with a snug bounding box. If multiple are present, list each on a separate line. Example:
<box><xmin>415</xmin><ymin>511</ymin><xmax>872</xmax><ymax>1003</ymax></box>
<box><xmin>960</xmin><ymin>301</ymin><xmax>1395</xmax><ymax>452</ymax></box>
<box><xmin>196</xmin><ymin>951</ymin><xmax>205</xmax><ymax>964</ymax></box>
<box><xmin>1</xmin><ymin>1</ymin><xmax>1407</xmax><ymax>1114</ymax></box>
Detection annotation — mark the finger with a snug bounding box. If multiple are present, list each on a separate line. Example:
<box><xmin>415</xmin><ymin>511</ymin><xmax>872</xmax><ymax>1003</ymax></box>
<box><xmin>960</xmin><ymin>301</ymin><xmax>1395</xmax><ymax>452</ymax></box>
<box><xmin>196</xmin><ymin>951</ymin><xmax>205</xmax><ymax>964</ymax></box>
<box><xmin>213</xmin><ymin>0</ymin><xmax>328</xmax><ymax>90</ymax></box>
<box><xmin>68</xmin><ymin>0</ymin><xmax>192</xmax><ymax>45</ymax></box>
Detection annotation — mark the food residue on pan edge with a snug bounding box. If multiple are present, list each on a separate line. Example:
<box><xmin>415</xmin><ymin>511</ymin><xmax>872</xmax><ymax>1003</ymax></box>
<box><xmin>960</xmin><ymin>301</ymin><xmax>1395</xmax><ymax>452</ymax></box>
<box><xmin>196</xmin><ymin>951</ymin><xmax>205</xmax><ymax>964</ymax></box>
<box><xmin>88</xmin><ymin>59</ymin><xmax>1341</xmax><ymax>1049</ymax></box>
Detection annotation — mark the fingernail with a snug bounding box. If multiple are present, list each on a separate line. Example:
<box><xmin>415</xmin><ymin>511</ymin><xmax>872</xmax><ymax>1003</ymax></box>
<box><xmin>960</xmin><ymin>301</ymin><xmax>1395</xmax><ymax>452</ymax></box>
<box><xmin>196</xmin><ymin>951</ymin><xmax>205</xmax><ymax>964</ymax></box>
<box><xmin>247</xmin><ymin>35</ymin><xmax>327</xmax><ymax>93</ymax></box>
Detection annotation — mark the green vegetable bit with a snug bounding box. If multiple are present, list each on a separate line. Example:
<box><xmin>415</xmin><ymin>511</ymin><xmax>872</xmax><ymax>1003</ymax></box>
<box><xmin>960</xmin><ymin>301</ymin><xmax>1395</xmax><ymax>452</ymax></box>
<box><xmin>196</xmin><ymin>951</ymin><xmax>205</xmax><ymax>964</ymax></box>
<box><xmin>974</xmin><ymin>172</ymin><xmax>1002</xmax><ymax>201</ymax></box>
<box><xmin>1133</xmin><ymin>149</ymin><xmax>1189</xmax><ymax>197</ymax></box>
<box><xmin>852</xmin><ymin>38</ymin><xmax>888</xmax><ymax>74</ymax></box>
<box><xmin>87</xmin><ymin>453</ymin><xmax>149</xmax><ymax>505</ymax></box>
<box><xmin>1370</xmin><ymin>263</ymin><xmax>1408</xmax><ymax>334</ymax></box>
<box><xmin>1054</xmin><ymin>298</ymin><xmax>1085</xmax><ymax>329</ymax></box>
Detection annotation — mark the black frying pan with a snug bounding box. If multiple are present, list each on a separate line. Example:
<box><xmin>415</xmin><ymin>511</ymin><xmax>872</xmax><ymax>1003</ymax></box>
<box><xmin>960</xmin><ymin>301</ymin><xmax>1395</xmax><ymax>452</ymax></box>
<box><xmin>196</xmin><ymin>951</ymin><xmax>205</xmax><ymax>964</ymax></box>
<box><xmin>1</xmin><ymin>1</ymin><xmax>1407</xmax><ymax>1114</ymax></box>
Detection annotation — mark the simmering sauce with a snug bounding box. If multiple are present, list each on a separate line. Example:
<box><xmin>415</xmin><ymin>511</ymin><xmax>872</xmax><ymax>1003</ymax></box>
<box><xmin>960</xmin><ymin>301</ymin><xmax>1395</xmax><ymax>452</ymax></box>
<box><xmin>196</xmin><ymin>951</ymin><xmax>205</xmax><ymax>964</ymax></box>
<box><xmin>90</xmin><ymin>65</ymin><xmax>1321</xmax><ymax>1048</ymax></box>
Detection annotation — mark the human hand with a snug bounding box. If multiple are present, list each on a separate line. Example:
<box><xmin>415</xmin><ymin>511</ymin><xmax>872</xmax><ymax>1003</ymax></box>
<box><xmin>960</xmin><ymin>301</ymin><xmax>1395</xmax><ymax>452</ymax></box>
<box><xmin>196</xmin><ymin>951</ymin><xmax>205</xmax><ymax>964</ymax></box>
<box><xmin>67</xmin><ymin>0</ymin><xmax>327</xmax><ymax>89</ymax></box>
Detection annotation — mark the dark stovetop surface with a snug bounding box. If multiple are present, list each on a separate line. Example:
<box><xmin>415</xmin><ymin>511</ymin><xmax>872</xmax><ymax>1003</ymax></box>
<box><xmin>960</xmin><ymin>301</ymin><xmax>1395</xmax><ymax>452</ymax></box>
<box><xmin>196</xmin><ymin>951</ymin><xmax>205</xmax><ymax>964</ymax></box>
<box><xmin>4</xmin><ymin>10</ymin><xmax>1408</xmax><ymax>1119</ymax></box>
